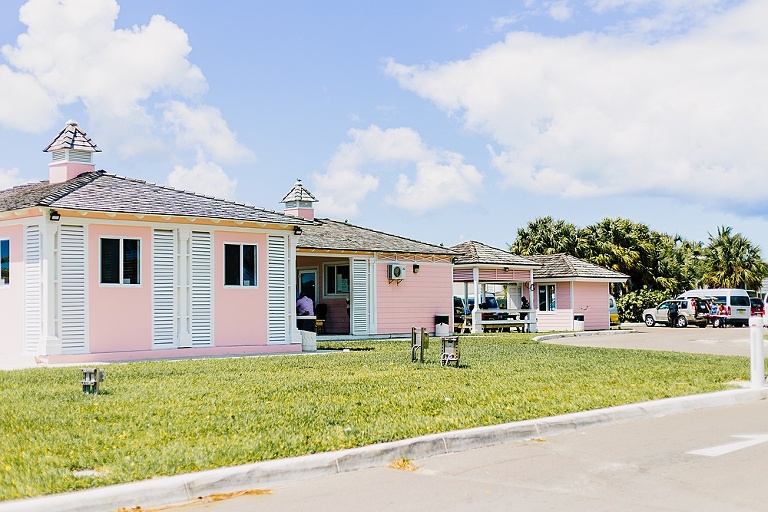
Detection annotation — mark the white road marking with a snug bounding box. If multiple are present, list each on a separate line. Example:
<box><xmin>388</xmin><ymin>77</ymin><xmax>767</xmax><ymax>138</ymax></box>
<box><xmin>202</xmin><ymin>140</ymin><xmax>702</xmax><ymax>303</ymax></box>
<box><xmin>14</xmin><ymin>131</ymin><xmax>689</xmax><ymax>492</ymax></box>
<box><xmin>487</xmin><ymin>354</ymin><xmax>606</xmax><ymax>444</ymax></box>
<box><xmin>686</xmin><ymin>434</ymin><xmax>768</xmax><ymax>457</ymax></box>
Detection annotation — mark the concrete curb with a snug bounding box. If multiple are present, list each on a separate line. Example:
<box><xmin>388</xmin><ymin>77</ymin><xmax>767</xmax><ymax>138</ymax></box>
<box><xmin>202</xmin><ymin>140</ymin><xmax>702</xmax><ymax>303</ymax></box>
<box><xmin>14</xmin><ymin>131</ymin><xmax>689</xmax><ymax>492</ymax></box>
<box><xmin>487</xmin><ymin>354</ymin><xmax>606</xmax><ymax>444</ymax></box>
<box><xmin>2</xmin><ymin>386</ymin><xmax>766</xmax><ymax>512</ymax></box>
<box><xmin>533</xmin><ymin>328</ymin><xmax>637</xmax><ymax>343</ymax></box>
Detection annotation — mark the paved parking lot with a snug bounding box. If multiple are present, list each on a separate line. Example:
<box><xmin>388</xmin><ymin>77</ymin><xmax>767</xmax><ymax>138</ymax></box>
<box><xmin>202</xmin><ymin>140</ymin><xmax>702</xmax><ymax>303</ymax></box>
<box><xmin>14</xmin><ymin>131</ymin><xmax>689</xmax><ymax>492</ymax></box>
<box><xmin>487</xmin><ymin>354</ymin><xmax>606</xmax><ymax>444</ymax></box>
<box><xmin>544</xmin><ymin>322</ymin><xmax>766</xmax><ymax>356</ymax></box>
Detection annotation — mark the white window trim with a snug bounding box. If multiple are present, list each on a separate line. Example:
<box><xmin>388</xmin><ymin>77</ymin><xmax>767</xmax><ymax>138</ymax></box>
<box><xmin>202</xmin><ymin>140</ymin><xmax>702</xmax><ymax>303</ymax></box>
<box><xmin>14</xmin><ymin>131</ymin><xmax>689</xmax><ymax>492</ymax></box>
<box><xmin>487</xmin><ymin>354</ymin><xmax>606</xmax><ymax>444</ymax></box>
<box><xmin>99</xmin><ymin>237</ymin><xmax>141</xmax><ymax>286</ymax></box>
<box><xmin>223</xmin><ymin>242</ymin><xmax>258</xmax><ymax>288</ymax></box>
<box><xmin>537</xmin><ymin>283</ymin><xmax>557</xmax><ymax>313</ymax></box>
<box><xmin>322</xmin><ymin>261</ymin><xmax>350</xmax><ymax>298</ymax></box>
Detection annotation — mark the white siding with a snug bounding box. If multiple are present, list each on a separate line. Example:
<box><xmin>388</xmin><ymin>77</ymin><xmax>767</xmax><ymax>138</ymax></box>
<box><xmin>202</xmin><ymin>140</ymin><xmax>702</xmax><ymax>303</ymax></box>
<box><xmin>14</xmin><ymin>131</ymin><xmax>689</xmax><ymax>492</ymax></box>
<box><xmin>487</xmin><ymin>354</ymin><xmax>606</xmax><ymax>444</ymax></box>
<box><xmin>152</xmin><ymin>229</ymin><xmax>176</xmax><ymax>348</ymax></box>
<box><xmin>24</xmin><ymin>226</ymin><xmax>41</xmax><ymax>353</ymax></box>
<box><xmin>267</xmin><ymin>235</ymin><xmax>287</xmax><ymax>343</ymax></box>
<box><xmin>190</xmin><ymin>231</ymin><xmax>213</xmax><ymax>346</ymax></box>
<box><xmin>60</xmin><ymin>225</ymin><xmax>86</xmax><ymax>353</ymax></box>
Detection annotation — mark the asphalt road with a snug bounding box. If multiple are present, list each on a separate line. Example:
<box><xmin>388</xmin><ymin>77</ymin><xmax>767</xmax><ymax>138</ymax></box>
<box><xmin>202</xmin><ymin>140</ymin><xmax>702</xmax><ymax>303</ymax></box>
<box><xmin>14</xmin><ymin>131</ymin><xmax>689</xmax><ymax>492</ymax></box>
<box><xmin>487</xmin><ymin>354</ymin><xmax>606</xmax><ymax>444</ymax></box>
<box><xmin>170</xmin><ymin>323</ymin><xmax>768</xmax><ymax>512</ymax></box>
<box><xmin>181</xmin><ymin>399</ymin><xmax>768</xmax><ymax>512</ymax></box>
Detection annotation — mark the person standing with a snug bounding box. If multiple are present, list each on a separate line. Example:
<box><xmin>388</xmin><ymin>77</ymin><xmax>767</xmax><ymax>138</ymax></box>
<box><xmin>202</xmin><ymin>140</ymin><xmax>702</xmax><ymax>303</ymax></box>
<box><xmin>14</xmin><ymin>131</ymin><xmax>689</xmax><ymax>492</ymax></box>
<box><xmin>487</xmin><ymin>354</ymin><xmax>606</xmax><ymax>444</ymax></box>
<box><xmin>296</xmin><ymin>292</ymin><xmax>314</xmax><ymax>316</ymax></box>
<box><xmin>668</xmin><ymin>300</ymin><xmax>679</xmax><ymax>328</ymax></box>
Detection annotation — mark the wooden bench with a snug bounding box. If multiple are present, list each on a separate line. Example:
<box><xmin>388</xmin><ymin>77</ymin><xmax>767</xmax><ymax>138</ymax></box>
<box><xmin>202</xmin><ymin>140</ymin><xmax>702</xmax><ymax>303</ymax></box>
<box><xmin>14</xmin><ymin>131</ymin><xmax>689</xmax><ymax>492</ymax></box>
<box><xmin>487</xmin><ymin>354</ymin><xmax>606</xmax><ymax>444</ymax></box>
<box><xmin>479</xmin><ymin>318</ymin><xmax>535</xmax><ymax>333</ymax></box>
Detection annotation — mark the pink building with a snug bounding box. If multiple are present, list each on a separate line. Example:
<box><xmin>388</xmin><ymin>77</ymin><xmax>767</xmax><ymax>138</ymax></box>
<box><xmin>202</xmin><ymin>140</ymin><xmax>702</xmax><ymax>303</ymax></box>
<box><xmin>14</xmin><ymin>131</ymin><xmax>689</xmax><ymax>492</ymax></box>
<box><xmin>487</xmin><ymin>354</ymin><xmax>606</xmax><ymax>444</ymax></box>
<box><xmin>0</xmin><ymin>122</ymin><xmax>314</xmax><ymax>365</ymax></box>
<box><xmin>282</xmin><ymin>180</ymin><xmax>457</xmax><ymax>338</ymax></box>
<box><xmin>450</xmin><ymin>241</ymin><xmax>627</xmax><ymax>332</ymax></box>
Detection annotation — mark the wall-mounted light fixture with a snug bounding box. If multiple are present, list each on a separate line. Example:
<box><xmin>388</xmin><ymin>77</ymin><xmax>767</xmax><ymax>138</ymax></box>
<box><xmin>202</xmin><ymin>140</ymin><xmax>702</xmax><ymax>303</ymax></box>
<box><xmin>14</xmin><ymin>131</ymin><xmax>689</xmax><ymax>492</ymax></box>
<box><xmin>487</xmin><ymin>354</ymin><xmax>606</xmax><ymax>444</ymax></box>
<box><xmin>413</xmin><ymin>263</ymin><xmax>420</xmax><ymax>274</ymax></box>
<box><xmin>293</xmin><ymin>226</ymin><xmax>303</xmax><ymax>236</ymax></box>
<box><xmin>49</xmin><ymin>209</ymin><xmax>61</xmax><ymax>222</ymax></box>
<box><xmin>503</xmin><ymin>266</ymin><xmax>509</xmax><ymax>272</ymax></box>
<box><xmin>529</xmin><ymin>283</ymin><xmax>535</xmax><ymax>291</ymax></box>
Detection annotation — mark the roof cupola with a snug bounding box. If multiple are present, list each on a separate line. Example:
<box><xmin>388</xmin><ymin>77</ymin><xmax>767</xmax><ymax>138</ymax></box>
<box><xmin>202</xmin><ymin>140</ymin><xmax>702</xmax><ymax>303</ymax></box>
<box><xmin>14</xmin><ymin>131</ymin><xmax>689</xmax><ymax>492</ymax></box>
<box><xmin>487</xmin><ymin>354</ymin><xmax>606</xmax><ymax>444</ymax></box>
<box><xmin>280</xmin><ymin>178</ymin><xmax>317</xmax><ymax>220</ymax></box>
<box><xmin>43</xmin><ymin>120</ymin><xmax>101</xmax><ymax>183</ymax></box>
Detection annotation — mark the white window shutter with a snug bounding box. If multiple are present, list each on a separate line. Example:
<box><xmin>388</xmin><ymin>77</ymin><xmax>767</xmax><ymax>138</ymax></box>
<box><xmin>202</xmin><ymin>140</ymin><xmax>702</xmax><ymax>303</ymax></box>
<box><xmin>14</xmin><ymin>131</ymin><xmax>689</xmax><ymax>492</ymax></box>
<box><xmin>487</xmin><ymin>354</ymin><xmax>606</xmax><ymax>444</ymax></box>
<box><xmin>351</xmin><ymin>258</ymin><xmax>369</xmax><ymax>335</ymax></box>
<box><xmin>24</xmin><ymin>226</ymin><xmax>41</xmax><ymax>353</ymax></box>
<box><xmin>60</xmin><ymin>225</ymin><xmax>87</xmax><ymax>353</ymax></box>
<box><xmin>267</xmin><ymin>235</ymin><xmax>287</xmax><ymax>343</ymax></box>
<box><xmin>190</xmin><ymin>231</ymin><xmax>213</xmax><ymax>346</ymax></box>
<box><xmin>152</xmin><ymin>229</ymin><xmax>176</xmax><ymax>348</ymax></box>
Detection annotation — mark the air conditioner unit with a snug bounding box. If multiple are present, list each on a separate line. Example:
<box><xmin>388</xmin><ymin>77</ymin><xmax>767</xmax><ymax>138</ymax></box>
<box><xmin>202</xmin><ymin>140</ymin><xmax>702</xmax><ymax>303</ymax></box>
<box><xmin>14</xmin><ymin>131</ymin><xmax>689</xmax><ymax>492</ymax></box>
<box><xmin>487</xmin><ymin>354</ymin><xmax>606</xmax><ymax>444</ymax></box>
<box><xmin>388</xmin><ymin>264</ymin><xmax>407</xmax><ymax>280</ymax></box>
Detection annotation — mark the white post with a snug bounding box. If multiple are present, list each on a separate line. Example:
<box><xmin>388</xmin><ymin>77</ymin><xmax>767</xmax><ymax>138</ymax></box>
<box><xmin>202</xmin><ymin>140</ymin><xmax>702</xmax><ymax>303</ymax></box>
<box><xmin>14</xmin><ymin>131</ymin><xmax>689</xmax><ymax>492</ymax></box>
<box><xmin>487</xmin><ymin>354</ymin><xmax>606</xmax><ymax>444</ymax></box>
<box><xmin>749</xmin><ymin>315</ymin><xmax>764</xmax><ymax>388</ymax></box>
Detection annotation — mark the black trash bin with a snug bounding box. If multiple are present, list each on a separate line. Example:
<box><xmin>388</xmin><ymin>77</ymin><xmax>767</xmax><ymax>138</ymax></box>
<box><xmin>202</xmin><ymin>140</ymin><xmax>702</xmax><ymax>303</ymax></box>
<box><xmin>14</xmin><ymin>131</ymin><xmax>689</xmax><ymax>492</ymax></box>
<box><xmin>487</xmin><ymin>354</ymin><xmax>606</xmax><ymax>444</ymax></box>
<box><xmin>297</xmin><ymin>316</ymin><xmax>316</xmax><ymax>332</ymax></box>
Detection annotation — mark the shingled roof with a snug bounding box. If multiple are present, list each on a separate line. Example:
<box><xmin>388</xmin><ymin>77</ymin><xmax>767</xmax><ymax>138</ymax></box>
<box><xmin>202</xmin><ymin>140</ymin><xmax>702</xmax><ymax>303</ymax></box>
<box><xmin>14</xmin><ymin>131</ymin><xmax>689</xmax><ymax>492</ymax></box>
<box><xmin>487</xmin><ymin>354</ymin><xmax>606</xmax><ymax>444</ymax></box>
<box><xmin>525</xmin><ymin>253</ymin><xmax>628</xmax><ymax>281</ymax></box>
<box><xmin>281</xmin><ymin>179</ymin><xmax>317</xmax><ymax>203</ymax></box>
<box><xmin>450</xmin><ymin>240</ymin><xmax>540</xmax><ymax>267</ymax></box>
<box><xmin>0</xmin><ymin>171</ymin><xmax>313</xmax><ymax>225</ymax></box>
<box><xmin>42</xmin><ymin>121</ymin><xmax>101</xmax><ymax>153</ymax></box>
<box><xmin>298</xmin><ymin>218</ymin><xmax>456</xmax><ymax>255</ymax></box>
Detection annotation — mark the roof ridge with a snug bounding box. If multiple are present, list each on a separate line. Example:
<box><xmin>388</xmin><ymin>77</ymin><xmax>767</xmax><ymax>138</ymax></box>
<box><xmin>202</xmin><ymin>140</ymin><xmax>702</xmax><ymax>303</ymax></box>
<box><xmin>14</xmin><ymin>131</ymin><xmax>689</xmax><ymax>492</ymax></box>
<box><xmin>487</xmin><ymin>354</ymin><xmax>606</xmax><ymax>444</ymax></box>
<box><xmin>97</xmin><ymin>172</ymin><xmax>298</xmax><ymax>219</ymax></box>
<box><xmin>317</xmin><ymin>218</ymin><xmax>452</xmax><ymax>252</ymax></box>
<box><xmin>38</xmin><ymin>171</ymin><xmax>105</xmax><ymax>205</ymax></box>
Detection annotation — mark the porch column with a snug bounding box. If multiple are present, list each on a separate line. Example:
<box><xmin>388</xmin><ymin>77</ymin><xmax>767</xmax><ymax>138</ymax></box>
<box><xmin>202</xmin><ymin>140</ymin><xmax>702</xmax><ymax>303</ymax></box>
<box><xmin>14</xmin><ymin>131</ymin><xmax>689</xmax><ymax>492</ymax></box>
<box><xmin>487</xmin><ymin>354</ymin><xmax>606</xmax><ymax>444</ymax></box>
<box><xmin>288</xmin><ymin>234</ymin><xmax>301</xmax><ymax>343</ymax></box>
<box><xmin>41</xmin><ymin>220</ymin><xmax>61</xmax><ymax>355</ymax></box>
<box><xmin>471</xmin><ymin>266</ymin><xmax>482</xmax><ymax>333</ymax></box>
<box><xmin>177</xmin><ymin>228</ymin><xmax>192</xmax><ymax>348</ymax></box>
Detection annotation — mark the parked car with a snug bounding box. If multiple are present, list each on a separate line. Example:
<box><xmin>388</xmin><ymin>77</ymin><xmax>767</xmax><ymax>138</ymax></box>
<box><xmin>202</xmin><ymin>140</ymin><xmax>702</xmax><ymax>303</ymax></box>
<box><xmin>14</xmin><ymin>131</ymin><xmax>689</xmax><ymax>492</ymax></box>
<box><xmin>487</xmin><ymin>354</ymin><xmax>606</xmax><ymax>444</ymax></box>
<box><xmin>609</xmin><ymin>294</ymin><xmax>619</xmax><ymax>325</ymax></box>
<box><xmin>751</xmin><ymin>297</ymin><xmax>764</xmax><ymax>316</ymax></box>
<box><xmin>676</xmin><ymin>288</ymin><xmax>751</xmax><ymax>327</ymax></box>
<box><xmin>643</xmin><ymin>298</ymin><xmax>710</xmax><ymax>328</ymax></box>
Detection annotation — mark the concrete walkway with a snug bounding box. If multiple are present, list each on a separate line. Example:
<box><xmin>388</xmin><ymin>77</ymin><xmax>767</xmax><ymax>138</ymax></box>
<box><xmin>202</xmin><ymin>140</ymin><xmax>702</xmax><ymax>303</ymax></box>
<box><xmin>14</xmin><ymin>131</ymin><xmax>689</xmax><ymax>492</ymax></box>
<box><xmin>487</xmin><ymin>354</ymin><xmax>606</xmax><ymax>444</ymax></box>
<box><xmin>1</xmin><ymin>325</ymin><xmax>765</xmax><ymax>512</ymax></box>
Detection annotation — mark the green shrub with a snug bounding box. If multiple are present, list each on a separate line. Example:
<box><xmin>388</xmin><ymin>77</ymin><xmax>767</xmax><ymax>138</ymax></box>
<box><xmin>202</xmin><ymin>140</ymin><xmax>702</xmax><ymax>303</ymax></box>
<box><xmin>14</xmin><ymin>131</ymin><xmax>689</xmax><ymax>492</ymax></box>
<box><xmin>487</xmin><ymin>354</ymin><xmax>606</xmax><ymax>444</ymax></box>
<box><xmin>617</xmin><ymin>288</ymin><xmax>668</xmax><ymax>322</ymax></box>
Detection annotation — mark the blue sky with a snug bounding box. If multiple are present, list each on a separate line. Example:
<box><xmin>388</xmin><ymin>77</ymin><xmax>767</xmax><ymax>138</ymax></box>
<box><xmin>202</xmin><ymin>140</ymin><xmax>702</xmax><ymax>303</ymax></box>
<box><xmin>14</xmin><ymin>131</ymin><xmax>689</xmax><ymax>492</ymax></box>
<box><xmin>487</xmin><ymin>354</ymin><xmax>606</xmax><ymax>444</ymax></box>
<box><xmin>1</xmin><ymin>0</ymin><xmax>766</xmax><ymax>255</ymax></box>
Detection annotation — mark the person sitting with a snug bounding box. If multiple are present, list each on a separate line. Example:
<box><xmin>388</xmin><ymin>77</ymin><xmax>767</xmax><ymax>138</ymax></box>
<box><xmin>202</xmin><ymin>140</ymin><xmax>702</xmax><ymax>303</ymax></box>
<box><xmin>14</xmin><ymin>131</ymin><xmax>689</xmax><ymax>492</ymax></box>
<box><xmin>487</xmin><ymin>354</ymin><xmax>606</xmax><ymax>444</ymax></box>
<box><xmin>296</xmin><ymin>292</ymin><xmax>314</xmax><ymax>316</ymax></box>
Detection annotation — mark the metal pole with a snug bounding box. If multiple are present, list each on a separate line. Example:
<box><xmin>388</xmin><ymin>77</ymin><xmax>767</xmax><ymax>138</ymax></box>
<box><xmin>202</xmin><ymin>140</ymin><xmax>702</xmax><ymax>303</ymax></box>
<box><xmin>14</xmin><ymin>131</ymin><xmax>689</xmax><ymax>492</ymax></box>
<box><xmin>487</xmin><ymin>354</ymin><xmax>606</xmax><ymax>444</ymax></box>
<box><xmin>749</xmin><ymin>315</ymin><xmax>764</xmax><ymax>388</ymax></box>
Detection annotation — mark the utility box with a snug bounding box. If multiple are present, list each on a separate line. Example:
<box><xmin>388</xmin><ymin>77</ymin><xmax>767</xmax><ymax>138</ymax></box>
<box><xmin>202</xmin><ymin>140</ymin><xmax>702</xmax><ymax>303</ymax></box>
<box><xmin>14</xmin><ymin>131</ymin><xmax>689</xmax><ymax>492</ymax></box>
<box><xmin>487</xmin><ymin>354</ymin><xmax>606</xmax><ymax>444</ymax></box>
<box><xmin>80</xmin><ymin>368</ymin><xmax>105</xmax><ymax>395</ymax></box>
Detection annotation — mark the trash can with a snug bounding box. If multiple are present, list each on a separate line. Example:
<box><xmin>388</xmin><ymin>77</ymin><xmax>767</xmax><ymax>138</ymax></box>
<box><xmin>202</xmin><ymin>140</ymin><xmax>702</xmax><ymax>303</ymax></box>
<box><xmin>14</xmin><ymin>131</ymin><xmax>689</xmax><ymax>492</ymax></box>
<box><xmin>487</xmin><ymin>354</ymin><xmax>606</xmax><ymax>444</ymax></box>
<box><xmin>297</xmin><ymin>316</ymin><xmax>317</xmax><ymax>352</ymax></box>
<box><xmin>435</xmin><ymin>314</ymin><xmax>450</xmax><ymax>336</ymax></box>
<box><xmin>573</xmin><ymin>314</ymin><xmax>585</xmax><ymax>331</ymax></box>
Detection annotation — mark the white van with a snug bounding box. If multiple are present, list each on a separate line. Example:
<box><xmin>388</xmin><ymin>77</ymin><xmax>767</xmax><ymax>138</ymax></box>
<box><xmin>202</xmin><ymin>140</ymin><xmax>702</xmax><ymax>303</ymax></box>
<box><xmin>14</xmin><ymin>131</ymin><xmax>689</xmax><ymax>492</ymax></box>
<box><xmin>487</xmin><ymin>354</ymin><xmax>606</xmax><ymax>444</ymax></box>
<box><xmin>676</xmin><ymin>288</ymin><xmax>751</xmax><ymax>327</ymax></box>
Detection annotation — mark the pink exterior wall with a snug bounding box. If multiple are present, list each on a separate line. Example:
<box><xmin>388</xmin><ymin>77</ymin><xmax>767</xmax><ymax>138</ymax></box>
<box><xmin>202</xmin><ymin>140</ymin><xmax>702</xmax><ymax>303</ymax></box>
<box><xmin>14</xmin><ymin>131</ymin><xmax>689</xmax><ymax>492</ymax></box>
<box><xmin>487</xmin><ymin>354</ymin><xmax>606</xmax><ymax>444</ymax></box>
<box><xmin>376</xmin><ymin>262</ymin><xmax>453</xmax><ymax>334</ymax></box>
<box><xmin>0</xmin><ymin>224</ymin><xmax>25</xmax><ymax>355</ymax></box>
<box><xmin>88</xmin><ymin>224</ymin><xmax>153</xmax><ymax>353</ymax></box>
<box><xmin>535</xmin><ymin>282</ymin><xmax>573</xmax><ymax>332</ymax></box>
<box><xmin>49</xmin><ymin>162</ymin><xmax>94</xmax><ymax>183</ymax></box>
<box><xmin>87</xmin><ymin>224</ymin><xmax>152</xmax><ymax>353</ymax></box>
<box><xmin>214</xmin><ymin>231</ymin><xmax>269</xmax><ymax>345</ymax></box>
<box><xmin>574</xmin><ymin>281</ymin><xmax>610</xmax><ymax>331</ymax></box>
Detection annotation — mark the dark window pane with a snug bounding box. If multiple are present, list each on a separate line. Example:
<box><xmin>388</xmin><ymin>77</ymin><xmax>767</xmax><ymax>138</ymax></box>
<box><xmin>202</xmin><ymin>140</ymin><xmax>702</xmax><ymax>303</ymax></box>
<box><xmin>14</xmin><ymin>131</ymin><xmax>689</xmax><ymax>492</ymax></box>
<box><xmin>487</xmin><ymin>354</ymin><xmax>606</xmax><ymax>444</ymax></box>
<box><xmin>0</xmin><ymin>240</ymin><xmax>8</xmax><ymax>285</ymax></box>
<box><xmin>123</xmin><ymin>239</ymin><xmax>140</xmax><ymax>284</ymax></box>
<box><xmin>224</xmin><ymin>244</ymin><xmax>240</xmax><ymax>286</ymax></box>
<box><xmin>242</xmin><ymin>244</ymin><xmax>256</xmax><ymax>286</ymax></box>
<box><xmin>325</xmin><ymin>265</ymin><xmax>336</xmax><ymax>294</ymax></box>
<box><xmin>101</xmin><ymin>238</ymin><xmax>120</xmax><ymax>284</ymax></box>
<box><xmin>538</xmin><ymin>285</ymin><xmax>546</xmax><ymax>312</ymax></box>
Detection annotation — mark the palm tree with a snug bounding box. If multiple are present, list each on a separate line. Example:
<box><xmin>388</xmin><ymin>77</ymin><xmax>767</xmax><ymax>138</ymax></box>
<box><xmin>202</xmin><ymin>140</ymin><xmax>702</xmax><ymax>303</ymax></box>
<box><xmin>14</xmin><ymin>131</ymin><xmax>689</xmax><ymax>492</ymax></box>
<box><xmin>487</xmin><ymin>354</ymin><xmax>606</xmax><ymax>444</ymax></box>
<box><xmin>702</xmin><ymin>226</ymin><xmax>767</xmax><ymax>290</ymax></box>
<box><xmin>509</xmin><ymin>216</ymin><xmax>578</xmax><ymax>256</ymax></box>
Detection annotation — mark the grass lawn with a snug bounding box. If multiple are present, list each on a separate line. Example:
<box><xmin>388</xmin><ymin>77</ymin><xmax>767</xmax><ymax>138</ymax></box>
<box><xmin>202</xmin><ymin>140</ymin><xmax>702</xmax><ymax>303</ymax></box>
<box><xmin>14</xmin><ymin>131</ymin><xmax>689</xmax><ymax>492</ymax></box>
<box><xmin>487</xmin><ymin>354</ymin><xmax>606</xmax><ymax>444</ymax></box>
<box><xmin>0</xmin><ymin>333</ymin><xmax>749</xmax><ymax>501</ymax></box>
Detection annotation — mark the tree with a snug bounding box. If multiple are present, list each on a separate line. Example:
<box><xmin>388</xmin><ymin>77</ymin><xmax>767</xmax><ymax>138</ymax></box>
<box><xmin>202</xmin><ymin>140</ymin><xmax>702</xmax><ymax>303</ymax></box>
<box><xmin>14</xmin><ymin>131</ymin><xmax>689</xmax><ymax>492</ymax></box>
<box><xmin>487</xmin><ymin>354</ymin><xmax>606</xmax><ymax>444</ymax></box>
<box><xmin>509</xmin><ymin>216</ymin><xmax>578</xmax><ymax>256</ymax></box>
<box><xmin>702</xmin><ymin>226</ymin><xmax>767</xmax><ymax>290</ymax></box>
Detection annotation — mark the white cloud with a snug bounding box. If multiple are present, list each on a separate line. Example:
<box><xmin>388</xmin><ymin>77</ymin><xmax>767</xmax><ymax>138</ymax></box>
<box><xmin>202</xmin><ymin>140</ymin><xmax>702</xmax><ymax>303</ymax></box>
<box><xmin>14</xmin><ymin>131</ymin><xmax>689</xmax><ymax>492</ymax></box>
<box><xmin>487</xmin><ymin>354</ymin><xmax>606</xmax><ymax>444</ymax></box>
<box><xmin>312</xmin><ymin>125</ymin><xmax>483</xmax><ymax>218</ymax></box>
<box><xmin>548</xmin><ymin>1</ymin><xmax>573</xmax><ymax>21</ymax></box>
<box><xmin>166</xmin><ymin>154</ymin><xmax>237</xmax><ymax>200</ymax></box>
<box><xmin>0</xmin><ymin>65</ymin><xmax>58</xmax><ymax>132</ymax></box>
<box><xmin>385</xmin><ymin>0</ymin><xmax>768</xmax><ymax>210</ymax></box>
<box><xmin>0</xmin><ymin>168</ymin><xmax>30</xmax><ymax>190</ymax></box>
<box><xmin>163</xmin><ymin>101</ymin><xmax>254</xmax><ymax>164</ymax></box>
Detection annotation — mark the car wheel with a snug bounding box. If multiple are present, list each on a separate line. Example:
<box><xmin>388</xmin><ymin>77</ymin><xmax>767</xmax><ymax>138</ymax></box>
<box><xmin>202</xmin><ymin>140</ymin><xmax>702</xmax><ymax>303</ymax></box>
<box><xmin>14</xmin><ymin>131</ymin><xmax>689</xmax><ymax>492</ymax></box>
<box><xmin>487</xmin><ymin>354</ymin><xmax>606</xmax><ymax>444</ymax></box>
<box><xmin>645</xmin><ymin>315</ymin><xmax>655</xmax><ymax>327</ymax></box>
<box><xmin>676</xmin><ymin>316</ymin><xmax>688</xmax><ymax>328</ymax></box>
